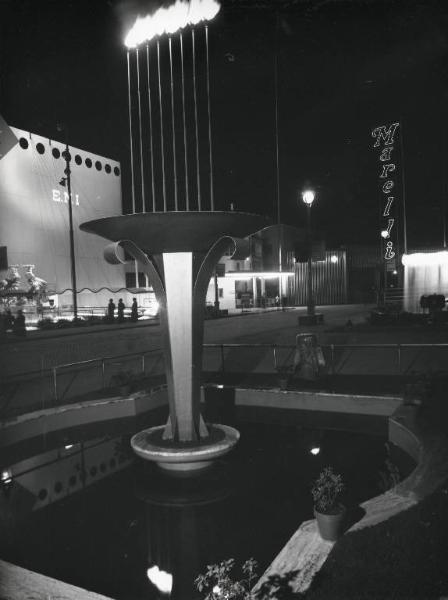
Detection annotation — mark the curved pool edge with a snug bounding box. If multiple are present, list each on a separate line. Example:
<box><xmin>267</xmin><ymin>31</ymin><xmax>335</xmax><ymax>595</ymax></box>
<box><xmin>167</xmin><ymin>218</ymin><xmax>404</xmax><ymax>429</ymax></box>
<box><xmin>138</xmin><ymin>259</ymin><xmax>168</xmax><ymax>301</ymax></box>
<box><xmin>254</xmin><ymin>400</ymin><xmax>448</xmax><ymax>596</ymax></box>
<box><xmin>2</xmin><ymin>387</ymin><xmax>447</xmax><ymax>600</ymax></box>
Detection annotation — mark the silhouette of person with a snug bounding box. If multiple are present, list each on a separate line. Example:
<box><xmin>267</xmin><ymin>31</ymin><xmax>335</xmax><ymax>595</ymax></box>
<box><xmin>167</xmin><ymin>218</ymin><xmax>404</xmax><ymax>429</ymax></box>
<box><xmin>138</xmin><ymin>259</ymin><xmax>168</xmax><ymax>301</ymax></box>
<box><xmin>13</xmin><ymin>310</ymin><xmax>26</xmax><ymax>336</ymax></box>
<box><xmin>107</xmin><ymin>298</ymin><xmax>116</xmax><ymax>322</ymax></box>
<box><xmin>117</xmin><ymin>298</ymin><xmax>125</xmax><ymax>323</ymax></box>
<box><xmin>131</xmin><ymin>298</ymin><xmax>138</xmax><ymax>322</ymax></box>
<box><xmin>4</xmin><ymin>310</ymin><xmax>14</xmax><ymax>332</ymax></box>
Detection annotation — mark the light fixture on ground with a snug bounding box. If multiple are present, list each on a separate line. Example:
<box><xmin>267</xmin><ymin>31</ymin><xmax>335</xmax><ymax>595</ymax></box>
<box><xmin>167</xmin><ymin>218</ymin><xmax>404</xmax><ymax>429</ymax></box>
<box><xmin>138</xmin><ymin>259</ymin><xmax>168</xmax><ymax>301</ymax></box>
<box><xmin>298</xmin><ymin>188</ymin><xmax>324</xmax><ymax>326</ymax></box>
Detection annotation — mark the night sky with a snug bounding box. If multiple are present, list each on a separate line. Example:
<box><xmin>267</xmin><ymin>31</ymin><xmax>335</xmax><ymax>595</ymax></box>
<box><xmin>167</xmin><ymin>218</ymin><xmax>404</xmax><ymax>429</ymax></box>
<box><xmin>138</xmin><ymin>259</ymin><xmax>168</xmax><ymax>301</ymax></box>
<box><xmin>2</xmin><ymin>0</ymin><xmax>448</xmax><ymax>248</ymax></box>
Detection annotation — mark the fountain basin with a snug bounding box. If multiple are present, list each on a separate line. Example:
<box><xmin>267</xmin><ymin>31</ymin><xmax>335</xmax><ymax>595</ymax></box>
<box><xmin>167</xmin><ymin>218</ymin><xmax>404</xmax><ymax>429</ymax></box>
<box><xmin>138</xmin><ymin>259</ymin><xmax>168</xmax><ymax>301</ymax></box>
<box><xmin>130</xmin><ymin>423</ymin><xmax>240</xmax><ymax>473</ymax></box>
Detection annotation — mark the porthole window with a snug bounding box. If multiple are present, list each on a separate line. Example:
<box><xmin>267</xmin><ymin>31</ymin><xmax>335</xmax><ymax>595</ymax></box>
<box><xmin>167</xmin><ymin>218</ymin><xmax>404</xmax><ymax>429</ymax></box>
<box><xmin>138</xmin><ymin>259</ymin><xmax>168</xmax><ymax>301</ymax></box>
<box><xmin>85</xmin><ymin>158</ymin><xmax>92</xmax><ymax>168</ymax></box>
<box><xmin>95</xmin><ymin>160</ymin><xmax>102</xmax><ymax>171</ymax></box>
<box><xmin>61</xmin><ymin>150</ymin><xmax>72</xmax><ymax>162</ymax></box>
<box><xmin>36</xmin><ymin>142</ymin><xmax>45</xmax><ymax>154</ymax></box>
<box><xmin>54</xmin><ymin>481</ymin><xmax>63</xmax><ymax>494</ymax></box>
<box><xmin>105</xmin><ymin>164</ymin><xmax>111</xmax><ymax>174</ymax></box>
<box><xmin>90</xmin><ymin>466</ymin><xmax>97</xmax><ymax>477</ymax></box>
<box><xmin>38</xmin><ymin>488</ymin><xmax>48</xmax><ymax>501</ymax></box>
<box><xmin>75</xmin><ymin>154</ymin><xmax>82</xmax><ymax>165</ymax></box>
<box><xmin>69</xmin><ymin>475</ymin><xmax>77</xmax><ymax>487</ymax></box>
<box><xmin>114</xmin><ymin>166</ymin><xmax>120</xmax><ymax>176</ymax></box>
<box><xmin>52</xmin><ymin>148</ymin><xmax>61</xmax><ymax>159</ymax></box>
<box><xmin>19</xmin><ymin>137</ymin><xmax>29</xmax><ymax>149</ymax></box>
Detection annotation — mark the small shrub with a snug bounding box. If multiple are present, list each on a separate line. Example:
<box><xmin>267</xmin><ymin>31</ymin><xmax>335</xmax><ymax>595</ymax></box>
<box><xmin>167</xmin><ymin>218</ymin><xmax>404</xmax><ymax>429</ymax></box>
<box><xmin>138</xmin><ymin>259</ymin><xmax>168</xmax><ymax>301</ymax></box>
<box><xmin>195</xmin><ymin>558</ymin><xmax>258</xmax><ymax>600</ymax></box>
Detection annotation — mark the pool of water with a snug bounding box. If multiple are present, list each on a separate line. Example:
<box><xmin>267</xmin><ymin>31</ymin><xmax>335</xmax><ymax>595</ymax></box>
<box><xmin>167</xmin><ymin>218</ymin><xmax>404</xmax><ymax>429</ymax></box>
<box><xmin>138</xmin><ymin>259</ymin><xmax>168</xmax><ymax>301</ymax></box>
<box><xmin>0</xmin><ymin>417</ymin><xmax>415</xmax><ymax>600</ymax></box>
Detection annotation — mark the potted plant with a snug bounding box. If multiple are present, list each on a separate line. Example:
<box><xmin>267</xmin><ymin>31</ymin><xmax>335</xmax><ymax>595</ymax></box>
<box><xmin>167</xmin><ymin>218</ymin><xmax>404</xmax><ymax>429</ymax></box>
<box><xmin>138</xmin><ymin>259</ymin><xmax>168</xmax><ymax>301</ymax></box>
<box><xmin>111</xmin><ymin>370</ymin><xmax>136</xmax><ymax>395</ymax></box>
<box><xmin>311</xmin><ymin>466</ymin><xmax>345</xmax><ymax>541</ymax></box>
<box><xmin>276</xmin><ymin>365</ymin><xmax>293</xmax><ymax>390</ymax></box>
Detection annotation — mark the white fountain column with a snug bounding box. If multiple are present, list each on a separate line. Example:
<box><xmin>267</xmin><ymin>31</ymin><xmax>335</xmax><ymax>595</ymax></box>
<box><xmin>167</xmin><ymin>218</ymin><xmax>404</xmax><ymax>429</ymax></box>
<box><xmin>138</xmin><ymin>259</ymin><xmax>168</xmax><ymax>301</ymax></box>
<box><xmin>163</xmin><ymin>252</ymin><xmax>195</xmax><ymax>442</ymax></box>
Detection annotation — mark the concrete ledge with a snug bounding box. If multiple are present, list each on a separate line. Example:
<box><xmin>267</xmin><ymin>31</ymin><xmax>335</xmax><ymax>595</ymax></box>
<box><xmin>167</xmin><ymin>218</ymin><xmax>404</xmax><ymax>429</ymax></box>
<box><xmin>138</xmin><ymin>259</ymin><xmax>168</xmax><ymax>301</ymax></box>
<box><xmin>0</xmin><ymin>388</ymin><xmax>168</xmax><ymax>447</ymax></box>
<box><xmin>0</xmin><ymin>559</ymin><xmax>115</xmax><ymax>600</ymax></box>
<box><xmin>235</xmin><ymin>387</ymin><xmax>402</xmax><ymax>416</ymax></box>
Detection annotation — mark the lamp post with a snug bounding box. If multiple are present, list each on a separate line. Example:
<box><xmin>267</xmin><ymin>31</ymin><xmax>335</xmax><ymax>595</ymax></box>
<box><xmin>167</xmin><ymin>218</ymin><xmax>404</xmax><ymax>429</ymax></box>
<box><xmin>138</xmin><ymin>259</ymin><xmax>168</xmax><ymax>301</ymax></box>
<box><xmin>60</xmin><ymin>145</ymin><xmax>78</xmax><ymax>321</ymax></box>
<box><xmin>302</xmin><ymin>189</ymin><xmax>315</xmax><ymax>317</ymax></box>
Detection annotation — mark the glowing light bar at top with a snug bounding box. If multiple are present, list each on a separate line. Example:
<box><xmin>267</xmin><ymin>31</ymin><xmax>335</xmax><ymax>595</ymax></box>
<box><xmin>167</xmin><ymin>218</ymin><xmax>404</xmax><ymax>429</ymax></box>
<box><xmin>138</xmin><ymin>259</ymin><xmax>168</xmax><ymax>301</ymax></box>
<box><xmin>125</xmin><ymin>0</ymin><xmax>221</xmax><ymax>48</ymax></box>
<box><xmin>402</xmin><ymin>251</ymin><xmax>448</xmax><ymax>267</ymax></box>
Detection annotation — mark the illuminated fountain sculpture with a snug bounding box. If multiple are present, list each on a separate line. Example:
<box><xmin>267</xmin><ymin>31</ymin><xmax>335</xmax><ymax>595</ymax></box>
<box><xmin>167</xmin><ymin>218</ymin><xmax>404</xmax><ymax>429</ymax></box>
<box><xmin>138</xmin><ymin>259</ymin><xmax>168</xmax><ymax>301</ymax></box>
<box><xmin>81</xmin><ymin>1</ymin><xmax>269</xmax><ymax>472</ymax></box>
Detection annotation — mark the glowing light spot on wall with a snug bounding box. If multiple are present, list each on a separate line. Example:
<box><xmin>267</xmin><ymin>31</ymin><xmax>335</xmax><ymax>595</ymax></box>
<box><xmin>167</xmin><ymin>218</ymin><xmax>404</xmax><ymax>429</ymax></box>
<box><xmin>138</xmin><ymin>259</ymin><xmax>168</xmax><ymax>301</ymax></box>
<box><xmin>147</xmin><ymin>566</ymin><xmax>173</xmax><ymax>594</ymax></box>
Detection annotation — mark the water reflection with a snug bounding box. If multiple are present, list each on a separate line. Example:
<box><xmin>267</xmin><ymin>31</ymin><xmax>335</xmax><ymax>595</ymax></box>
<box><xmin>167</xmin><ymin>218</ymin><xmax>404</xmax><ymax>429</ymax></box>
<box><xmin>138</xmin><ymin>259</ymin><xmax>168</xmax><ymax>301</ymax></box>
<box><xmin>136</xmin><ymin>465</ymin><xmax>232</xmax><ymax>600</ymax></box>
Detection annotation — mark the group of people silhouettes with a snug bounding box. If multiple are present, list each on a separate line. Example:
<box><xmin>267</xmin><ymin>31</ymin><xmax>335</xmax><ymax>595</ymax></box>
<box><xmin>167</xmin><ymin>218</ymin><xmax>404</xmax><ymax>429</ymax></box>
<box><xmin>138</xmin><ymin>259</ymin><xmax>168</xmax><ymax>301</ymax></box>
<box><xmin>107</xmin><ymin>298</ymin><xmax>139</xmax><ymax>323</ymax></box>
<box><xmin>1</xmin><ymin>309</ymin><xmax>26</xmax><ymax>336</ymax></box>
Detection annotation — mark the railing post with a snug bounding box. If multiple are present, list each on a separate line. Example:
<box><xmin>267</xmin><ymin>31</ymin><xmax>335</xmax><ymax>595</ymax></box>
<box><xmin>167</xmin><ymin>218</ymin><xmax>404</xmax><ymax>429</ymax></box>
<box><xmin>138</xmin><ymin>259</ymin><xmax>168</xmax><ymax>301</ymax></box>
<box><xmin>141</xmin><ymin>353</ymin><xmax>145</xmax><ymax>375</ymax></box>
<box><xmin>397</xmin><ymin>344</ymin><xmax>401</xmax><ymax>375</ymax></box>
<box><xmin>220</xmin><ymin>345</ymin><xmax>225</xmax><ymax>373</ymax></box>
<box><xmin>101</xmin><ymin>359</ymin><xmax>106</xmax><ymax>389</ymax></box>
<box><xmin>330</xmin><ymin>344</ymin><xmax>335</xmax><ymax>375</ymax></box>
<box><xmin>53</xmin><ymin>367</ymin><xmax>58</xmax><ymax>404</ymax></box>
<box><xmin>273</xmin><ymin>346</ymin><xmax>277</xmax><ymax>371</ymax></box>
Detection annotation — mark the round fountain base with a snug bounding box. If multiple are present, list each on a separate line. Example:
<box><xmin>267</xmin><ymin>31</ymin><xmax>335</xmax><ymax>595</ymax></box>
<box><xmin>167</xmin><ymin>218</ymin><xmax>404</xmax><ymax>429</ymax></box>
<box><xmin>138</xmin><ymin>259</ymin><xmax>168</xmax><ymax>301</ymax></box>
<box><xmin>131</xmin><ymin>424</ymin><xmax>240</xmax><ymax>474</ymax></box>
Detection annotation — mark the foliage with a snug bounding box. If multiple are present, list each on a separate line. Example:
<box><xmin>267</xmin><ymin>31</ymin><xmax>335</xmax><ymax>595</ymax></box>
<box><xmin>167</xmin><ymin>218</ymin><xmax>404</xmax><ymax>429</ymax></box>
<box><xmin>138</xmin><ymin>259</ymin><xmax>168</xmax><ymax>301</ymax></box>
<box><xmin>111</xmin><ymin>370</ymin><xmax>136</xmax><ymax>387</ymax></box>
<box><xmin>195</xmin><ymin>558</ymin><xmax>259</xmax><ymax>600</ymax></box>
<box><xmin>311</xmin><ymin>466</ymin><xmax>344</xmax><ymax>514</ymax></box>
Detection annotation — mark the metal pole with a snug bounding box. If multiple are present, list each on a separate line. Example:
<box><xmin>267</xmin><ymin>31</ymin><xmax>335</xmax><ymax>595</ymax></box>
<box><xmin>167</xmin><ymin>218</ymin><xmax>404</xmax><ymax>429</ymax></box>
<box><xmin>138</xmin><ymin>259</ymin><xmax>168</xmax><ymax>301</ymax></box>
<box><xmin>53</xmin><ymin>367</ymin><xmax>58</xmax><ymax>403</ymax></box>
<box><xmin>65</xmin><ymin>145</ymin><xmax>78</xmax><ymax>321</ymax></box>
<box><xmin>101</xmin><ymin>359</ymin><xmax>105</xmax><ymax>389</ymax></box>
<box><xmin>157</xmin><ymin>40</ymin><xmax>167</xmax><ymax>211</ymax></box>
<box><xmin>146</xmin><ymin>45</ymin><xmax>156</xmax><ymax>212</ymax></box>
<box><xmin>127</xmin><ymin>50</ymin><xmax>136</xmax><ymax>214</ymax></box>
<box><xmin>141</xmin><ymin>353</ymin><xmax>146</xmax><ymax>375</ymax></box>
<box><xmin>192</xmin><ymin>28</ymin><xmax>201</xmax><ymax>210</ymax></box>
<box><xmin>136</xmin><ymin>48</ymin><xmax>146</xmax><ymax>212</ymax></box>
<box><xmin>307</xmin><ymin>205</ymin><xmax>314</xmax><ymax>316</ymax></box>
<box><xmin>169</xmin><ymin>37</ymin><xmax>178</xmax><ymax>210</ymax></box>
<box><xmin>180</xmin><ymin>33</ymin><xmax>190</xmax><ymax>211</ymax></box>
<box><xmin>205</xmin><ymin>25</ymin><xmax>214</xmax><ymax>210</ymax></box>
<box><xmin>220</xmin><ymin>344</ymin><xmax>225</xmax><ymax>373</ymax></box>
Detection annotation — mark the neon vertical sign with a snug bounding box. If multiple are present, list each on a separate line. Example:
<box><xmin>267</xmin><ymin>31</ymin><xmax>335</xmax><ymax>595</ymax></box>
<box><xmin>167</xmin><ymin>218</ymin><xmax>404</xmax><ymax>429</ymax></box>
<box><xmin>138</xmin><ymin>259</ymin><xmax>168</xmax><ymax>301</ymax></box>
<box><xmin>371</xmin><ymin>122</ymin><xmax>400</xmax><ymax>260</ymax></box>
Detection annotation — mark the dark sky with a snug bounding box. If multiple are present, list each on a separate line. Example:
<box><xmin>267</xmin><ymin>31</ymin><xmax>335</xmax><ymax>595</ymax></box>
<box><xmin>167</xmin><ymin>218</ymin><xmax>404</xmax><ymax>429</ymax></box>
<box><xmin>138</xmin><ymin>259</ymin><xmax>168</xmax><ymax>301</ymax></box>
<box><xmin>2</xmin><ymin>0</ymin><xmax>448</xmax><ymax>248</ymax></box>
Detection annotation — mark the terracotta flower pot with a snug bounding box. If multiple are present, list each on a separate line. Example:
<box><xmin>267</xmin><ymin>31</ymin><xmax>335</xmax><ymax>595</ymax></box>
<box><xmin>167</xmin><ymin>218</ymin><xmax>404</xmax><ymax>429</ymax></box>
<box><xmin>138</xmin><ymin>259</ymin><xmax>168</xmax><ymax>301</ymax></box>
<box><xmin>314</xmin><ymin>506</ymin><xmax>346</xmax><ymax>541</ymax></box>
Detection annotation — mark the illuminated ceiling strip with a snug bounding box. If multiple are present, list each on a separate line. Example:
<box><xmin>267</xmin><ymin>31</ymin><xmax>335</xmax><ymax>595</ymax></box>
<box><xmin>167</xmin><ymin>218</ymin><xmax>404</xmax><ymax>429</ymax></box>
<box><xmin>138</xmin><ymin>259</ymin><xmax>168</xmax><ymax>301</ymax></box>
<box><xmin>402</xmin><ymin>251</ymin><xmax>448</xmax><ymax>266</ymax></box>
<box><xmin>224</xmin><ymin>271</ymin><xmax>295</xmax><ymax>279</ymax></box>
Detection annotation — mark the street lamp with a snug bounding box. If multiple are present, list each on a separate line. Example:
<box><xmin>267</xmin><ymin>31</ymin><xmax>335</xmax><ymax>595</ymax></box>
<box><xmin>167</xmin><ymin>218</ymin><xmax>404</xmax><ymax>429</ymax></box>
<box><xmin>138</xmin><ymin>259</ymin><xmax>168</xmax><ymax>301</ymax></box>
<box><xmin>302</xmin><ymin>189</ymin><xmax>315</xmax><ymax>317</ymax></box>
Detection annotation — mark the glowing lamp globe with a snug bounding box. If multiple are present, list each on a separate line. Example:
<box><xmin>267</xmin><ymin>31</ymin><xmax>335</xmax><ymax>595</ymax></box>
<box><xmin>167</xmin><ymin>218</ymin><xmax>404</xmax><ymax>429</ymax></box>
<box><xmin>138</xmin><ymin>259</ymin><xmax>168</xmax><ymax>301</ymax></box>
<box><xmin>302</xmin><ymin>190</ymin><xmax>315</xmax><ymax>206</ymax></box>
<box><xmin>381</xmin><ymin>229</ymin><xmax>390</xmax><ymax>239</ymax></box>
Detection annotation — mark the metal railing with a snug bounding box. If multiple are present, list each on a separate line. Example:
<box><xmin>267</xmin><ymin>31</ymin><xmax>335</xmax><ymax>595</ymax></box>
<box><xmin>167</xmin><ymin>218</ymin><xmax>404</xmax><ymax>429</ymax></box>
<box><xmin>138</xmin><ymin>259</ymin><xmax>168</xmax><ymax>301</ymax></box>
<box><xmin>2</xmin><ymin>342</ymin><xmax>448</xmax><ymax>418</ymax></box>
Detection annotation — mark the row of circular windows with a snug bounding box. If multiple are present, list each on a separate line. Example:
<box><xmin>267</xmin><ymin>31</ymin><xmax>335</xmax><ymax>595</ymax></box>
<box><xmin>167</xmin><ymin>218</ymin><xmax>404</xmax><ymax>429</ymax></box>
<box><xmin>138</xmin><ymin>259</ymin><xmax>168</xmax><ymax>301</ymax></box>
<box><xmin>19</xmin><ymin>137</ymin><xmax>120</xmax><ymax>176</ymax></box>
<box><xmin>36</xmin><ymin>456</ymin><xmax>121</xmax><ymax>500</ymax></box>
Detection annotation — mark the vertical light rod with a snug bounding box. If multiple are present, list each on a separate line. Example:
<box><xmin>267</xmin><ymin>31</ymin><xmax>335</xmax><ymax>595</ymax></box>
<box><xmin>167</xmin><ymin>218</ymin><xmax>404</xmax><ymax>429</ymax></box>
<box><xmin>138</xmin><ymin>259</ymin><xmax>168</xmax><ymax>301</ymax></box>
<box><xmin>127</xmin><ymin>50</ymin><xmax>136</xmax><ymax>213</ymax></box>
<box><xmin>274</xmin><ymin>29</ymin><xmax>281</xmax><ymax>225</ymax></box>
<box><xmin>157</xmin><ymin>40</ymin><xmax>167</xmax><ymax>211</ymax></box>
<box><xmin>180</xmin><ymin>33</ymin><xmax>190</xmax><ymax>210</ymax></box>
<box><xmin>136</xmin><ymin>48</ymin><xmax>146</xmax><ymax>212</ymax></box>
<box><xmin>169</xmin><ymin>37</ymin><xmax>178</xmax><ymax>210</ymax></box>
<box><xmin>205</xmin><ymin>25</ymin><xmax>214</xmax><ymax>211</ymax></box>
<box><xmin>191</xmin><ymin>28</ymin><xmax>201</xmax><ymax>211</ymax></box>
<box><xmin>146</xmin><ymin>45</ymin><xmax>156</xmax><ymax>212</ymax></box>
